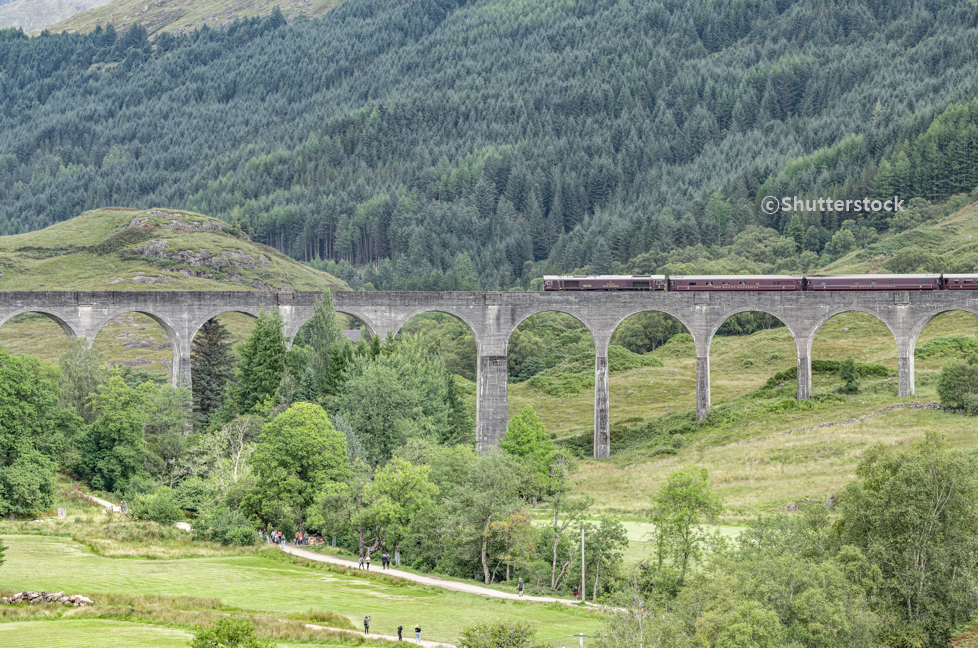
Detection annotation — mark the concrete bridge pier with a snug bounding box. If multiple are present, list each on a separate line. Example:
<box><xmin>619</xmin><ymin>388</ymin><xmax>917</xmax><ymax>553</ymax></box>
<box><xmin>593</xmin><ymin>336</ymin><xmax>611</xmax><ymax>458</ymax></box>
<box><xmin>477</xmin><ymin>353</ymin><xmax>509</xmax><ymax>454</ymax></box>
<box><xmin>898</xmin><ymin>351</ymin><xmax>915</xmax><ymax>397</ymax></box>
<box><xmin>795</xmin><ymin>336</ymin><xmax>812</xmax><ymax>400</ymax></box>
<box><xmin>695</xmin><ymin>354</ymin><xmax>711</xmax><ymax>420</ymax></box>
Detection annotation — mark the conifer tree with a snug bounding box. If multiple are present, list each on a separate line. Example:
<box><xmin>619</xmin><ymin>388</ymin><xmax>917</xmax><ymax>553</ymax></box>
<box><xmin>191</xmin><ymin>318</ymin><xmax>235</xmax><ymax>429</ymax></box>
<box><xmin>233</xmin><ymin>311</ymin><xmax>287</xmax><ymax>414</ymax></box>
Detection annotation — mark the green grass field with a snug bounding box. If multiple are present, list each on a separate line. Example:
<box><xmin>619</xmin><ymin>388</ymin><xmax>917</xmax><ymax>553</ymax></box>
<box><xmin>0</xmin><ymin>619</ymin><xmax>192</xmax><ymax>648</ymax></box>
<box><xmin>0</xmin><ymin>534</ymin><xmax>602</xmax><ymax>644</ymax></box>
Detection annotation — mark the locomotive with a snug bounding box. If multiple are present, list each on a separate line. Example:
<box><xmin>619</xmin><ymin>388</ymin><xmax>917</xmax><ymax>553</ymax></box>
<box><xmin>542</xmin><ymin>273</ymin><xmax>978</xmax><ymax>291</ymax></box>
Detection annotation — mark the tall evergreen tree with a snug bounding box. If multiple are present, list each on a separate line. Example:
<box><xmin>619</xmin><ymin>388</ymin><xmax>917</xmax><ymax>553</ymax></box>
<box><xmin>191</xmin><ymin>318</ymin><xmax>235</xmax><ymax>429</ymax></box>
<box><xmin>233</xmin><ymin>311</ymin><xmax>288</xmax><ymax>414</ymax></box>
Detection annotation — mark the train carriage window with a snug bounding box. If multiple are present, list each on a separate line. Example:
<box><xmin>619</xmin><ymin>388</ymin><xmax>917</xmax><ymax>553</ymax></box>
<box><xmin>722</xmin><ymin>281</ymin><xmax>730</xmax><ymax>286</ymax></box>
<box><xmin>565</xmin><ymin>280</ymin><xmax>579</xmax><ymax>287</ymax></box>
<box><xmin>545</xmin><ymin>281</ymin><xmax>552</xmax><ymax>285</ymax></box>
<box><xmin>871</xmin><ymin>281</ymin><xmax>877</xmax><ymax>285</ymax></box>
<box><xmin>889</xmin><ymin>280</ymin><xmax>894</xmax><ymax>284</ymax></box>
<box><xmin>821</xmin><ymin>281</ymin><xmax>826</xmax><ymax>285</ymax></box>
<box><xmin>854</xmin><ymin>280</ymin><xmax>860</xmax><ymax>285</ymax></box>
<box><xmin>705</xmin><ymin>281</ymin><xmax>713</xmax><ymax>286</ymax></box>
<box><xmin>739</xmin><ymin>281</ymin><xmax>746</xmax><ymax>285</ymax></box>
<box><xmin>689</xmin><ymin>282</ymin><xmax>697</xmax><ymax>286</ymax></box>
<box><xmin>967</xmin><ymin>280</ymin><xmax>974</xmax><ymax>284</ymax></box>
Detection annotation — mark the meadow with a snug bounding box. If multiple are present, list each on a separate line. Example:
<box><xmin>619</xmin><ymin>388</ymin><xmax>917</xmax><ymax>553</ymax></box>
<box><xmin>0</xmin><ymin>528</ymin><xmax>601</xmax><ymax>645</ymax></box>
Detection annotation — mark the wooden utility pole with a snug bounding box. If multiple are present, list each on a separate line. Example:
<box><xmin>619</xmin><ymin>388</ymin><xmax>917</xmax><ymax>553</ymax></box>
<box><xmin>581</xmin><ymin>526</ymin><xmax>586</xmax><ymax>602</ymax></box>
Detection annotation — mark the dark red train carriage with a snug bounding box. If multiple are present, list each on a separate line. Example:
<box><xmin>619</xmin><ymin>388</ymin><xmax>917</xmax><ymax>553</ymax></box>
<box><xmin>942</xmin><ymin>274</ymin><xmax>978</xmax><ymax>290</ymax></box>
<box><xmin>668</xmin><ymin>275</ymin><xmax>803</xmax><ymax>291</ymax></box>
<box><xmin>805</xmin><ymin>274</ymin><xmax>940</xmax><ymax>291</ymax></box>
<box><xmin>542</xmin><ymin>275</ymin><xmax>667</xmax><ymax>291</ymax></box>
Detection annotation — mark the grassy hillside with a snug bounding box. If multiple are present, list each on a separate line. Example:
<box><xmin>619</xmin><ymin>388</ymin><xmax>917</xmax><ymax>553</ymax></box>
<box><xmin>0</xmin><ymin>0</ymin><xmax>109</xmax><ymax>32</ymax></box>
<box><xmin>0</xmin><ymin>206</ymin><xmax>347</xmax><ymax>292</ymax></box>
<box><xmin>491</xmin><ymin>309</ymin><xmax>978</xmax><ymax>522</ymax></box>
<box><xmin>0</xmin><ymin>207</ymin><xmax>345</xmax><ymax>375</ymax></box>
<box><xmin>41</xmin><ymin>0</ymin><xmax>344</xmax><ymax>36</ymax></box>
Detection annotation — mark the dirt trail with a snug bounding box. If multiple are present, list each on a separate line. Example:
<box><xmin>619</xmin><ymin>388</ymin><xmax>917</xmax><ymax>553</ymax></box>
<box><xmin>278</xmin><ymin>543</ymin><xmax>582</xmax><ymax>606</ymax></box>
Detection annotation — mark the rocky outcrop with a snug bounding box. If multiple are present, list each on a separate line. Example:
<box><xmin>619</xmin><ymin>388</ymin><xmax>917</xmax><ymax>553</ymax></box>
<box><xmin>2</xmin><ymin>592</ymin><xmax>93</xmax><ymax>606</ymax></box>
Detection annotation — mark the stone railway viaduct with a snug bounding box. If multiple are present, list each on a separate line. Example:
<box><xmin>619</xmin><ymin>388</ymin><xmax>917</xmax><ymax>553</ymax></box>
<box><xmin>2</xmin><ymin>290</ymin><xmax>976</xmax><ymax>457</ymax></box>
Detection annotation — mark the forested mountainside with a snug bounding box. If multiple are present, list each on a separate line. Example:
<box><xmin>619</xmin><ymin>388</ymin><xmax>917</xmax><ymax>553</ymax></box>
<box><xmin>0</xmin><ymin>0</ymin><xmax>110</xmax><ymax>32</ymax></box>
<box><xmin>41</xmin><ymin>0</ymin><xmax>344</xmax><ymax>38</ymax></box>
<box><xmin>3</xmin><ymin>0</ymin><xmax>978</xmax><ymax>289</ymax></box>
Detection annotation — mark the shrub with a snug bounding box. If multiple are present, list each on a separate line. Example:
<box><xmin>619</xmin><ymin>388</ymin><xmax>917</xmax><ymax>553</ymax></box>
<box><xmin>458</xmin><ymin>621</ymin><xmax>546</xmax><ymax>648</ymax></box>
<box><xmin>936</xmin><ymin>356</ymin><xmax>978</xmax><ymax>410</ymax></box>
<box><xmin>763</xmin><ymin>360</ymin><xmax>890</xmax><ymax>389</ymax></box>
<box><xmin>838</xmin><ymin>359</ymin><xmax>859</xmax><ymax>394</ymax></box>
<box><xmin>129</xmin><ymin>486</ymin><xmax>184</xmax><ymax>526</ymax></box>
<box><xmin>915</xmin><ymin>336</ymin><xmax>978</xmax><ymax>360</ymax></box>
<box><xmin>193</xmin><ymin>508</ymin><xmax>257</xmax><ymax>546</ymax></box>
<box><xmin>192</xmin><ymin>617</ymin><xmax>272</xmax><ymax>648</ymax></box>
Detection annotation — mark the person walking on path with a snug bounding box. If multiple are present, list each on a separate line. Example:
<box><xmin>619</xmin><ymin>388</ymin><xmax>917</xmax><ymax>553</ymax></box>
<box><xmin>518</xmin><ymin>578</ymin><xmax>524</xmax><ymax>597</ymax></box>
<box><xmin>365</xmin><ymin>554</ymin><xmax>371</xmax><ymax>570</ymax></box>
<box><xmin>414</xmin><ymin>624</ymin><xmax>421</xmax><ymax>643</ymax></box>
<box><xmin>358</xmin><ymin>555</ymin><xmax>365</xmax><ymax>569</ymax></box>
<box><xmin>572</xmin><ymin>585</ymin><xmax>579</xmax><ymax>601</ymax></box>
<box><xmin>363</xmin><ymin>616</ymin><xmax>371</xmax><ymax>635</ymax></box>
<box><xmin>397</xmin><ymin>624</ymin><xmax>403</xmax><ymax>641</ymax></box>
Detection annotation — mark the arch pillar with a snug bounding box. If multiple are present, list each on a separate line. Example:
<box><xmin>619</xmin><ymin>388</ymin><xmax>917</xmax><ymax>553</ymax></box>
<box><xmin>477</xmin><ymin>347</ymin><xmax>508</xmax><ymax>455</ymax></box>
<box><xmin>593</xmin><ymin>333</ymin><xmax>611</xmax><ymax>458</ymax></box>
<box><xmin>173</xmin><ymin>337</ymin><xmax>193</xmax><ymax>389</ymax></box>
<box><xmin>795</xmin><ymin>334</ymin><xmax>812</xmax><ymax>400</ymax></box>
<box><xmin>897</xmin><ymin>337</ymin><xmax>915</xmax><ymax>397</ymax></box>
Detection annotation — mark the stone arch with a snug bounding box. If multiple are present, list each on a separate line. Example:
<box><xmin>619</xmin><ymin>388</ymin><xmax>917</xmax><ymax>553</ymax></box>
<box><xmin>905</xmin><ymin>307</ymin><xmax>978</xmax><ymax>396</ymax></box>
<box><xmin>388</xmin><ymin>307</ymin><xmax>482</xmax><ymax>353</ymax></box>
<box><xmin>806</xmin><ymin>307</ymin><xmax>904</xmax><ymax>396</ymax></box>
<box><xmin>607</xmin><ymin>308</ymin><xmax>695</xmax><ymax>347</ymax></box>
<box><xmin>706</xmin><ymin>307</ymin><xmax>800</xmax><ymax>355</ymax></box>
<box><xmin>805</xmin><ymin>308</ymin><xmax>899</xmax><ymax>358</ymax></box>
<box><xmin>604</xmin><ymin>308</ymin><xmax>695</xmax><ymax>432</ymax></box>
<box><xmin>705</xmin><ymin>307</ymin><xmax>799</xmax><ymax>406</ymax></box>
<box><xmin>0</xmin><ymin>308</ymin><xmax>79</xmax><ymax>338</ymax></box>
<box><xmin>505</xmin><ymin>308</ymin><xmax>597</xmax><ymax>350</ymax></box>
<box><xmin>907</xmin><ymin>307</ymin><xmax>978</xmax><ymax>352</ymax></box>
<box><xmin>189</xmin><ymin>308</ymin><xmax>262</xmax><ymax>342</ymax></box>
<box><xmin>285</xmin><ymin>307</ymin><xmax>380</xmax><ymax>341</ymax></box>
<box><xmin>91</xmin><ymin>308</ymin><xmax>183</xmax><ymax>386</ymax></box>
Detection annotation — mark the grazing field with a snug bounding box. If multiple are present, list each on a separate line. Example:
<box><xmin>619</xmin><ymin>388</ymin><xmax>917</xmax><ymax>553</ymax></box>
<box><xmin>0</xmin><ymin>534</ymin><xmax>601</xmax><ymax>644</ymax></box>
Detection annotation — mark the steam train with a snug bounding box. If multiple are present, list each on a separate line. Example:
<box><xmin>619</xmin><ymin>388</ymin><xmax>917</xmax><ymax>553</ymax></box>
<box><xmin>542</xmin><ymin>274</ymin><xmax>978</xmax><ymax>291</ymax></box>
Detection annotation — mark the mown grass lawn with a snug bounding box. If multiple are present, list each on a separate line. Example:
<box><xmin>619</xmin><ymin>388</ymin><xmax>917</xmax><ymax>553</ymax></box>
<box><xmin>0</xmin><ymin>535</ymin><xmax>601</xmax><ymax>644</ymax></box>
<box><xmin>0</xmin><ymin>619</ymin><xmax>193</xmax><ymax>648</ymax></box>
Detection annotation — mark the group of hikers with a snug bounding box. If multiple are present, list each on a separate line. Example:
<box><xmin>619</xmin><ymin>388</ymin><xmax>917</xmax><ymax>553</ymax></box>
<box><xmin>357</xmin><ymin>552</ymin><xmax>394</xmax><ymax>569</ymax></box>
<box><xmin>362</xmin><ymin>616</ymin><xmax>422</xmax><ymax>643</ymax></box>
<box><xmin>259</xmin><ymin>529</ymin><xmax>310</xmax><ymax>546</ymax></box>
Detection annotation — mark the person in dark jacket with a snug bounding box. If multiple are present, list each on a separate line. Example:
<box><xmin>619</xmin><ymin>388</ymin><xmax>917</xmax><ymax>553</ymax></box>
<box><xmin>364</xmin><ymin>616</ymin><xmax>371</xmax><ymax>635</ymax></box>
<box><xmin>397</xmin><ymin>624</ymin><xmax>403</xmax><ymax>640</ymax></box>
<box><xmin>415</xmin><ymin>624</ymin><xmax>421</xmax><ymax>643</ymax></box>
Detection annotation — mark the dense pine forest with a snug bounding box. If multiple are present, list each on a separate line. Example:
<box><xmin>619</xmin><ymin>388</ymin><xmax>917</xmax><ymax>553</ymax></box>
<box><xmin>3</xmin><ymin>0</ymin><xmax>978</xmax><ymax>288</ymax></box>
